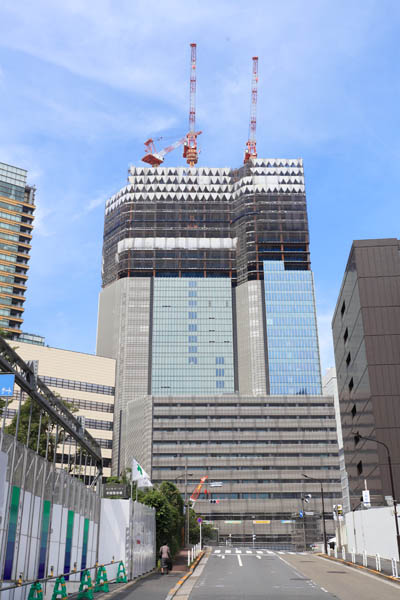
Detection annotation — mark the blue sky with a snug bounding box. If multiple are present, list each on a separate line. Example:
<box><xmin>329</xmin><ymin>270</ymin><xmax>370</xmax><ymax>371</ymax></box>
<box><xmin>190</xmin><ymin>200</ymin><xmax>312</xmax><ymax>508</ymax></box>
<box><xmin>0</xmin><ymin>0</ymin><xmax>399</xmax><ymax>373</ymax></box>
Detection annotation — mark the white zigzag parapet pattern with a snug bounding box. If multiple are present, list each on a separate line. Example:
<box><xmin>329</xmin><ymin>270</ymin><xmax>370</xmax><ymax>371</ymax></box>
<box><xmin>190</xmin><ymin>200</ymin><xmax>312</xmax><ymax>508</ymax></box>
<box><xmin>105</xmin><ymin>158</ymin><xmax>305</xmax><ymax>216</ymax></box>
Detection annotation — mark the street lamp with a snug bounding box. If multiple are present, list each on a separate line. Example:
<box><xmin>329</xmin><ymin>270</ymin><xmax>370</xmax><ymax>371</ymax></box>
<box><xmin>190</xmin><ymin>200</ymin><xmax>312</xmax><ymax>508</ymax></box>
<box><xmin>353</xmin><ymin>431</ymin><xmax>400</xmax><ymax>560</ymax></box>
<box><xmin>303</xmin><ymin>474</ymin><xmax>327</xmax><ymax>554</ymax></box>
<box><xmin>174</xmin><ymin>461</ymin><xmax>193</xmax><ymax>547</ymax></box>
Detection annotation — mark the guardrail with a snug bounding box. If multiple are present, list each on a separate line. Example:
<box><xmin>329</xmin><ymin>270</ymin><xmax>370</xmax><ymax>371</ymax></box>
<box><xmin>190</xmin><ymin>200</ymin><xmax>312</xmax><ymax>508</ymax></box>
<box><xmin>0</xmin><ymin>558</ymin><xmax>126</xmax><ymax>598</ymax></box>
<box><xmin>187</xmin><ymin>544</ymin><xmax>202</xmax><ymax>566</ymax></box>
<box><xmin>327</xmin><ymin>545</ymin><xmax>399</xmax><ymax>579</ymax></box>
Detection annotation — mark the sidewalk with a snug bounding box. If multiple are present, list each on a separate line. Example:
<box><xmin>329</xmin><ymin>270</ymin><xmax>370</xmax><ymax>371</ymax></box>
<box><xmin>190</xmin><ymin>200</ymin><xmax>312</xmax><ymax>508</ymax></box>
<box><xmin>170</xmin><ymin>548</ymin><xmax>190</xmax><ymax>573</ymax></box>
<box><xmin>104</xmin><ymin>572</ymin><xmax>181</xmax><ymax>600</ymax></box>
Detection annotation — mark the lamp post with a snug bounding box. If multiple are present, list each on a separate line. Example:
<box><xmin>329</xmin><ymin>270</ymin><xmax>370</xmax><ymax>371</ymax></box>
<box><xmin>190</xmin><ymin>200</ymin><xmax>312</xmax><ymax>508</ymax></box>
<box><xmin>303</xmin><ymin>474</ymin><xmax>327</xmax><ymax>554</ymax></box>
<box><xmin>175</xmin><ymin>460</ymin><xmax>193</xmax><ymax>547</ymax></box>
<box><xmin>354</xmin><ymin>431</ymin><xmax>400</xmax><ymax>560</ymax></box>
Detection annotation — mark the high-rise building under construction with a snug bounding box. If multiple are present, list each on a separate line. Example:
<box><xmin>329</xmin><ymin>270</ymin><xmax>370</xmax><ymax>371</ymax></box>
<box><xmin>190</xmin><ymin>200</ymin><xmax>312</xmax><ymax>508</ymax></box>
<box><xmin>96</xmin><ymin>158</ymin><xmax>341</xmax><ymax>546</ymax></box>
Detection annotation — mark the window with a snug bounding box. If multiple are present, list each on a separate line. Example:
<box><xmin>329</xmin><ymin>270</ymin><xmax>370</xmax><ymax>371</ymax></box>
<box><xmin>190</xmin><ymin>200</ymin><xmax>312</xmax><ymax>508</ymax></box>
<box><xmin>189</xmin><ymin>281</ymin><xmax>197</xmax><ymax>287</ymax></box>
<box><xmin>348</xmin><ymin>377</ymin><xmax>354</xmax><ymax>392</ymax></box>
<box><xmin>188</xmin><ymin>357</ymin><xmax>198</xmax><ymax>365</ymax></box>
<box><xmin>188</xmin><ymin>324</ymin><xmax>197</xmax><ymax>332</ymax></box>
<box><xmin>216</xmin><ymin>380</ymin><xmax>224</xmax><ymax>389</ymax></box>
<box><xmin>351</xmin><ymin>404</ymin><xmax>356</xmax><ymax>419</ymax></box>
<box><xmin>216</xmin><ymin>368</ymin><xmax>224</xmax><ymax>377</ymax></box>
<box><xmin>216</xmin><ymin>357</ymin><xmax>225</xmax><ymax>365</ymax></box>
<box><xmin>188</xmin><ymin>300</ymin><xmax>197</xmax><ymax>307</ymax></box>
<box><xmin>188</xmin><ymin>291</ymin><xmax>197</xmax><ymax>297</ymax></box>
<box><xmin>341</xmin><ymin>301</ymin><xmax>346</xmax><ymax>317</ymax></box>
<box><xmin>188</xmin><ymin>346</ymin><xmax>197</xmax><ymax>353</ymax></box>
<box><xmin>188</xmin><ymin>312</ymin><xmax>197</xmax><ymax>319</ymax></box>
<box><xmin>343</xmin><ymin>327</ymin><xmax>348</xmax><ymax>343</ymax></box>
<box><xmin>188</xmin><ymin>335</ymin><xmax>197</xmax><ymax>343</ymax></box>
<box><xmin>346</xmin><ymin>352</ymin><xmax>351</xmax><ymax>367</ymax></box>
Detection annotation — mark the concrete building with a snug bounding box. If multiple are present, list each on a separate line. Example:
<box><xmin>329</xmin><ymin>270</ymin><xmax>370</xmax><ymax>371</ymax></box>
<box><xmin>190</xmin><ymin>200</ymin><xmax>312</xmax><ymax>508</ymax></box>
<box><xmin>0</xmin><ymin>162</ymin><xmax>35</xmax><ymax>338</ymax></box>
<box><xmin>323</xmin><ymin>367</ymin><xmax>350</xmax><ymax>513</ymax></box>
<box><xmin>97</xmin><ymin>158</ymin><xmax>341</xmax><ymax>544</ymax></box>
<box><xmin>332</xmin><ymin>238</ymin><xmax>400</xmax><ymax>509</ymax></box>
<box><xmin>4</xmin><ymin>340</ymin><xmax>116</xmax><ymax>478</ymax></box>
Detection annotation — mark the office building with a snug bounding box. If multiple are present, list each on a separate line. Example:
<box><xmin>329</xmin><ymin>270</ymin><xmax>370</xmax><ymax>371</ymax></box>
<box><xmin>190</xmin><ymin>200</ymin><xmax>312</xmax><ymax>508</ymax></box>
<box><xmin>0</xmin><ymin>162</ymin><xmax>35</xmax><ymax>338</ymax></box>
<box><xmin>97</xmin><ymin>158</ymin><xmax>341</xmax><ymax>543</ymax></box>
<box><xmin>4</xmin><ymin>341</ymin><xmax>116</xmax><ymax>478</ymax></box>
<box><xmin>322</xmin><ymin>367</ymin><xmax>350</xmax><ymax>512</ymax></box>
<box><xmin>332</xmin><ymin>238</ymin><xmax>400</xmax><ymax>508</ymax></box>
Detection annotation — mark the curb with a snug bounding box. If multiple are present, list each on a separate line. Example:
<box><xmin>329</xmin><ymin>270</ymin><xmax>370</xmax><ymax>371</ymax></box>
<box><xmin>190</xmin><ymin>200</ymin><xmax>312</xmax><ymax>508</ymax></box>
<box><xmin>317</xmin><ymin>553</ymin><xmax>400</xmax><ymax>585</ymax></box>
<box><xmin>165</xmin><ymin>551</ymin><xmax>206</xmax><ymax>600</ymax></box>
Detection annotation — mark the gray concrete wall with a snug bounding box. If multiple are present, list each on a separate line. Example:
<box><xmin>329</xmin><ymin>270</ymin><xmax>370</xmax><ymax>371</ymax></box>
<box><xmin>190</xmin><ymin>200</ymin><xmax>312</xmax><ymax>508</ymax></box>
<box><xmin>236</xmin><ymin>281</ymin><xmax>268</xmax><ymax>395</ymax></box>
<box><xmin>97</xmin><ymin>278</ymin><xmax>151</xmax><ymax>475</ymax></box>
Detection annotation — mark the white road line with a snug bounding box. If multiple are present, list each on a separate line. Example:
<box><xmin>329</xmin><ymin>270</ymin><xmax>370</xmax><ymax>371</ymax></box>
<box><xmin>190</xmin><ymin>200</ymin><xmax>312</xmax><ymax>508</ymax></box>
<box><xmin>225</xmin><ymin>550</ymin><xmax>231</xmax><ymax>554</ymax></box>
<box><xmin>214</xmin><ymin>550</ymin><xmax>221</xmax><ymax>554</ymax></box>
<box><xmin>288</xmin><ymin>552</ymin><xmax>295</xmax><ymax>555</ymax></box>
<box><xmin>246</xmin><ymin>551</ymin><xmax>252</xmax><ymax>554</ymax></box>
<box><xmin>237</xmin><ymin>554</ymin><xmax>243</xmax><ymax>567</ymax></box>
<box><xmin>267</xmin><ymin>550</ymin><xmax>274</xmax><ymax>555</ymax></box>
<box><xmin>256</xmin><ymin>551</ymin><xmax>263</xmax><ymax>554</ymax></box>
<box><xmin>221</xmin><ymin>555</ymin><xmax>225</xmax><ymax>560</ymax></box>
<box><xmin>236</xmin><ymin>549</ymin><xmax>242</xmax><ymax>554</ymax></box>
<box><xmin>256</xmin><ymin>555</ymin><xmax>261</xmax><ymax>560</ymax></box>
<box><xmin>278</xmin><ymin>551</ymin><xmax>285</xmax><ymax>555</ymax></box>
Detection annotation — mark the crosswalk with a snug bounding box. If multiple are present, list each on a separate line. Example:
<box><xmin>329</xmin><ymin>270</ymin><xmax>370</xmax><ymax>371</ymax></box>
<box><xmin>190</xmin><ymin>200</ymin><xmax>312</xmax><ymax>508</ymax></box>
<box><xmin>213</xmin><ymin>549</ymin><xmax>307</xmax><ymax>556</ymax></box>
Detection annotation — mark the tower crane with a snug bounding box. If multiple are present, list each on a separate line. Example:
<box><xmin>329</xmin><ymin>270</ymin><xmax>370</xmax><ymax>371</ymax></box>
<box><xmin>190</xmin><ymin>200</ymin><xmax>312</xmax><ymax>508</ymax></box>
<box><xmin>141</xmin><ymin>43</ymin><xmax>201</xmax><ymax>168</ymax></box>
<box><xmin>244</xmin><ymin>56</ymin><xmax>259</xmax><ymax>164</ymax></box>
<box><xmin>142</xmin><ymin>136</ymin><xmax>187</xmax><ymax>167</ymax></box>
<box><xmin>183</xmin><ymin>43</ymin><xmax>201</xmax><ymax>167</ymax></box>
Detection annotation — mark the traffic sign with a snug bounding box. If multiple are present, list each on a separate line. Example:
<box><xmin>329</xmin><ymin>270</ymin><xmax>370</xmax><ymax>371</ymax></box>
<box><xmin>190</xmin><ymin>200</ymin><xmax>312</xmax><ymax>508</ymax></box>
<box><xmin>299</xmin><ymin>511</ymin><xmax>304</xmax><ymax>518</ymax></box>
<box><xmin>0</xmin><ymin>373</ymin><xmax>15</xmax><ymax>397</ymax></box>
<box><xmin>252</xmin><ymin>520</ymin><xmax>271</xmax><ymax>524</ymax></box>
<box><xmin>197</xmin><ymin>517</ymin><xmax>202</xmax><ymax>523</ymax></box>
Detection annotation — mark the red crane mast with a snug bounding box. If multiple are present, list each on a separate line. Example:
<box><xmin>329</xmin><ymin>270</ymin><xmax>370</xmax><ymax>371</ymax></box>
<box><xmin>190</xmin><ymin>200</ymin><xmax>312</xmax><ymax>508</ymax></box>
<box><xmin>183</xmin><ymin>43</ymin><xmax>201</xmax><ymax>167</ymax></box>
<box><xmin>244</xmin><ymin>56</ymin><xmax>259</xmax><ymax>164</ymax></box>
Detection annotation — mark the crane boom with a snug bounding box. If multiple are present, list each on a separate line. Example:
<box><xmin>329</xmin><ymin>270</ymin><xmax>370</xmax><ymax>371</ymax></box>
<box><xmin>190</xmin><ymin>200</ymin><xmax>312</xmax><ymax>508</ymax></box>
<box><xmin>244</xmin><ymin>56</ymin><xmax>259</xmax><ymax>164</ymax></box>
<box><xmin>183</xmin><ymin>43</ymin><xmax>200</xmax><ymax>167</ymax></box>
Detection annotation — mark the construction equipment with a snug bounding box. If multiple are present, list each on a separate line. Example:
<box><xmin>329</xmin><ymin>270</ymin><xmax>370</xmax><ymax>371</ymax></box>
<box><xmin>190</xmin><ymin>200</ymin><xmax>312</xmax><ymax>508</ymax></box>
<box><xmin>141</xmin><ymin>43</ymin><xmax>202</xmax><ymax>168</ymax></box>
<box><xmin>190</xmin><ymin>475</ymin><xmax>208</xmax><ymax>505</ymax></box>
<box><xmin>142</xmin><ymin>136</ymin><xmax>187</xmax><ymax>167</ymax></box>
<box><xmin>183</xmin><ymin>43</ymin><xmax>201</xmax><ymax>167</ymax></box>
<box><xmin>244</xmin><ymin>56</ymin><xmax>259</xmax><ymax>164</ymax></box>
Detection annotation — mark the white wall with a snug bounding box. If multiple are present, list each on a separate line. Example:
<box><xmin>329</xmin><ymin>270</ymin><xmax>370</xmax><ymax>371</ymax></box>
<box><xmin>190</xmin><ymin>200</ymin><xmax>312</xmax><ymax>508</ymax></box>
<box><xmin>345</xmin><ymin>506</ymin><xmax>400</xmax><ymax>560</ymax></box>
<box><xmin>98</xmin><ymin>498</ymin><xmax>130</xmax><ymax>581</ymax></box>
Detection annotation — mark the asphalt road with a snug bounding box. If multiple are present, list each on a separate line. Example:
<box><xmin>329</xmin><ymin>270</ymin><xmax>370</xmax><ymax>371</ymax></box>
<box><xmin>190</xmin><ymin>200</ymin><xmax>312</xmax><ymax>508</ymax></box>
<box><xmin>186</xmin><ymin>548</ymin><xmax>400</xmax><ymax>600</ymax></box>
<box><xmin>188</xmin><ymin>548</ymin><xmax>337</xmax><ymax>599</ymax></box>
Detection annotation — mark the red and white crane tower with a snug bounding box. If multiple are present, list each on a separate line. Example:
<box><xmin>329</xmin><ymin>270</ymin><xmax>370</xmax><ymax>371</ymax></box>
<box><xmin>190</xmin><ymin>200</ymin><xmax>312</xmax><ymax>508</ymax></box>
<box><xmin>141</xmin><ymin>42</ymin><xmax>201</xmax><ymax>168</ymax></box>
<box><xmin>183</xmin><ymin>43</ymin><xmax>201</xmax><ymax>167</ymax></box>
<box><xmin>244</xmin><ymin>56</ymin><xmax>259</xmax><ymax>164</ymax></box>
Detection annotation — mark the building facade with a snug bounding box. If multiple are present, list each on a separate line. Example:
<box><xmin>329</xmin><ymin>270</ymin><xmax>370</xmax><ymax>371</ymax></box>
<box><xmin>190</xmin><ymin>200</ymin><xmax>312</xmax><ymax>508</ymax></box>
<box><xmin>97</xmin><ymin>158</ymin><xmax>341</xmax><ymax>544</ymax></box>
<box><xmin>4</xmin><ymin>340</ymin><xmax>116</xmax><ymax>478</ymax></box>
<box><xmin>0</xmin><ymin>162</ymin><xmax>35</xmax><ymax>338</ymax></box>
<box><xmin>332</xmin><ymin>238</ymin><xmax>400</xmax><ymax>508</ymax></box>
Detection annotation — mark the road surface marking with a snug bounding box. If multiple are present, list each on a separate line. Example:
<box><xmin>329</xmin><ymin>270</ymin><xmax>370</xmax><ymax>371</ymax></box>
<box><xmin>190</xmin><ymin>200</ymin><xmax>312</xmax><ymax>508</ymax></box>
<box><xmin>267</xmin><ymin>550</ymin><xmax>274</xmax><ymax>554</ymax></box>
<box><xmin>237</xmin><ymin>554</ymin><xmax>243</xmax><ymax>567</ymax></box>
<box><xmin>214</xmin><ymin>550</ymin><xmax>221</xmax><ymax>554</ymax></box>
<box><xmin>256</xmin><ymin>550</ymin><xmax>263</xmax><ymax>554</ymax></box>
<box><xmin>256</xmin><ymin>555</ymin><xmax>261</xmax><ymax>560</ymax></box>
<box><xmin>236</xmin><ymin>549</ymin><xmax>242</xmax><ymax>554</ymax></box>
<box><xmin>225</xmin><ymin>550</ymin><xmax>231</xmax><ymax>554</ymax></box>
<box><xmin>278</xmin><ymin>551</ymin><xmax>285</xmax><ymax>554</ymax></box>
<box><xmin>221</xmin><ymin>556</ymin><xmax>225</xmax><ymax>560</ymax></box>
<box><xmin>289</xmin><ymin>552</ymin><xmax>295</xmax><ymax>554</ymax></box>
<box><xmin>246</xmin><ymin>550</ymin><xmax>252</xmax><ymax>554</ymax></box>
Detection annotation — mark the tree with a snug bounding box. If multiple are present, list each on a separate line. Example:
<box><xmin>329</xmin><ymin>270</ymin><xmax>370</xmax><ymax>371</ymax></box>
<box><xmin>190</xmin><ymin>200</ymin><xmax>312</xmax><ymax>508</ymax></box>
<box><xmin>139</xmin><ymin>486</ymin><xmax>182</xmax><ymax>556</ymax></box>
<box><xmin>6</xmin><ymin>397</ymin><xmax>56</xmax><ymax>459</ymax></box>
<box><xmin>6</xmin><ymin>395</ymin><xmax>78</xmax><ymax>462</ymax></box>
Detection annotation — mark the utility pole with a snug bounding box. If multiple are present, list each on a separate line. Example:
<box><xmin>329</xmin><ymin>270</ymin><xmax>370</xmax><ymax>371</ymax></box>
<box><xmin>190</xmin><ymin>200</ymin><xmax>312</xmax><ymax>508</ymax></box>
<box><xmin>303</xmin><ymin>474</ymin><xmax>327</xmax><ymax>554</ymax></box>
<box><xmin>185</xmin><ymin>457</ymin><xmax>190</xmax><ymax>546</ymax></box>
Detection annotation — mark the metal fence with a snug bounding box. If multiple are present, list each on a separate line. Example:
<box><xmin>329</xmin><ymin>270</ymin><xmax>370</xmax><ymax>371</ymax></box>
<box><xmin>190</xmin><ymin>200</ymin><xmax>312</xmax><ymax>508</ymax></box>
<box><xmin>327</xmin><ymin>545</ymin><xmax>399</xmax><ymax>579</ymax></box>
<box><xmin>128</xmin><ymin>501</ymin><xmax>156</xmax><ymax>579</ymax></box>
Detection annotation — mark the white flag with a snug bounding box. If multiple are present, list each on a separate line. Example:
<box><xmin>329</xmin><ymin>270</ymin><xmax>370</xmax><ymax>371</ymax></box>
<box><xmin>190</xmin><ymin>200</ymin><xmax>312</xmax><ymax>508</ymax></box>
<box><xmin>137</xmin><ymin>476</ymin><xmax>153</xmax><ymax>489</ymax></box>
<box><xmin>132</xmin><ymin>459</ymin><xmax>151</xmax><ymax>484</ymax></box>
